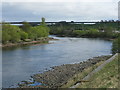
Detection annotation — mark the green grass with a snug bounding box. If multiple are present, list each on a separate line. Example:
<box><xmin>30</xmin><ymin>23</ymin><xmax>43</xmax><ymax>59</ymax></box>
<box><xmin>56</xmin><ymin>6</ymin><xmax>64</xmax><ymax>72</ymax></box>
<box><xmin>61</xmin><ymin>54</ymin><xmax>119</xmax><ymax>88</ymax></box>
<box><xmin>77</xmin><ymin>54</ymin><xmax>119</xmax><ymax>88</ymax></box>
<box><xmin>61</xmin><ymin>61</ymin><xmax>105</xmax><ymax>88</ymax></box>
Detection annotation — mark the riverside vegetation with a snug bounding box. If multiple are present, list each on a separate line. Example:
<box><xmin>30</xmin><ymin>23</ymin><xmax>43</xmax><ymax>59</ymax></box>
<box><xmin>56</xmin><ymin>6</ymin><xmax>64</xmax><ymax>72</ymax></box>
<box><xmin>2</xmin><ymin>17</ymin><xmax>50</xmax><ymax>46</ymax></box>
<box><xmin>49</xmin><ymin>20</ymin><xmax>119</xmax><ymax>38</ymax></box>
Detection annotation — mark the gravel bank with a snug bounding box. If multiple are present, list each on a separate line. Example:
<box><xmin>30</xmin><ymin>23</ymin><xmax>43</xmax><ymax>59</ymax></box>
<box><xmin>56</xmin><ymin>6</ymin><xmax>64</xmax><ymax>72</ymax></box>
<box><xmin>29</xmin><ymin>55</ymin><xmax>112</xmax><ymax>88</ymax></box>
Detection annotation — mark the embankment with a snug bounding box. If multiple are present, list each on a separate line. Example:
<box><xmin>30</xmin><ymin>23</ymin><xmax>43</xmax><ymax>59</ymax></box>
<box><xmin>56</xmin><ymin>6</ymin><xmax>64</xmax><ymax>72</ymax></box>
<box><xmin>18</xmin><ymin>55</ymin><xmax>112</xmax><ymax>88</ymax></box>
<box><xmin>70</xmin><ymin>53</ymin><xmax>118</xmax><ymax>88</ymax></box>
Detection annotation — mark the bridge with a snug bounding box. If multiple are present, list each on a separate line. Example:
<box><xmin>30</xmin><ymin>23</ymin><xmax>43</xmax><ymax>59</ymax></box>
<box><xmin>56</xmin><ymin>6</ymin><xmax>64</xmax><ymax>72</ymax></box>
<box><xmin>2</xmin><ymin>21</ymin><xmax>119</xmax><ymax>26</ymax></box>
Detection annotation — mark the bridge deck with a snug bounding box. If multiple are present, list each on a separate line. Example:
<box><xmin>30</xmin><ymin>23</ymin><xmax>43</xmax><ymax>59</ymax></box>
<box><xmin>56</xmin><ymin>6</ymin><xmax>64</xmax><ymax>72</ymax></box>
<box><xmin>1</xmin><ymin>21</ymin><xmax>119</xmax><ymax>25</ymax></box>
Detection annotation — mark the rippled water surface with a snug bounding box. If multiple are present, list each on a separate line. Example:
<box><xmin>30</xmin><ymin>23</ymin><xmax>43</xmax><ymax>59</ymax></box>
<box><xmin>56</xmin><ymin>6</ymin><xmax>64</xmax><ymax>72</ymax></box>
<box><xmin>2</xmin><ymin>36</ymin><xmax>112</xmax><ymax>88</ymax></box>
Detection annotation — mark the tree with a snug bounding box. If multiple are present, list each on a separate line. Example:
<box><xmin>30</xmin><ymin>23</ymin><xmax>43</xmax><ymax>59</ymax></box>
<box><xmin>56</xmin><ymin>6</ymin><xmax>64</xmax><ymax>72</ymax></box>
<box><xmin>41</xmin><ymin>17</ymin><xmax>46</xmax><ymax>26</ymax></box>
<box><xmin>112</xmin><ymin>37</ymin><xmax>120</xmax><ymax>54</ymax></box>
<box><xmin>2</xmin><ymin>24</ymin><xmax>21</xmax><ymax>43</ymax></box>
<box><xmin>103</xmin><ymin>26</ymin><xmax>113</xmax><ymax>38</ymax></box>
<box><xmin>2</xmin><ymin>30</ymin><xmax>11</xmax><ymax>44</ymax></box>
<box><xmin>20</xmin><ymin>31</ymin><xmax>28</xmax><ymax>41</ymax></box>
<box><xmin>28</xmin><ymin>25</ymin><xmax>49</xmax><ymax>40</ymax></box>
<box><xmin>10</xmin><ymin>33</ymin><xmax>20</xmax><ymax>43</ymax></box>
<box><xmin>73</xmin><ymin>30</ymin><xmax>86</xmax><ymax>37</ymax></box>
<box><xmin>21</xmin><ymin>21</ymin><xmax>32</xmax><ymax>32</ymax></box>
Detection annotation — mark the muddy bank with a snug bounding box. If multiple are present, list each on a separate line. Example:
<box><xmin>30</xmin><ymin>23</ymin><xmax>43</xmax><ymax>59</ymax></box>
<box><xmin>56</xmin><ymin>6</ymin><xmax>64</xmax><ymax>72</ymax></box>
<box><xmin>2</xmin><ymin>37</ymin><xmax>57</xmax><ymax>48</ymax></box>
<box><xmin>18</xmin><ymin>55</ymin><xmax>112</xmax><ymax>88</ymax></box>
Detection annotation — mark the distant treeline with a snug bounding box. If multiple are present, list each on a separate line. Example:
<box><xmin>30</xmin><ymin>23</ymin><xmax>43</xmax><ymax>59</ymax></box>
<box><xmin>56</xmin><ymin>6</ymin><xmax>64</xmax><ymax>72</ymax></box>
<box><xmin>2</xmin><ymin>18</ymin><xmax>50</xmax><ymax>44</ymax></box>
<box><xmin>49</xmin><ymin>21</ymin><xmax>119</xmax><ymax>38</ymax></box>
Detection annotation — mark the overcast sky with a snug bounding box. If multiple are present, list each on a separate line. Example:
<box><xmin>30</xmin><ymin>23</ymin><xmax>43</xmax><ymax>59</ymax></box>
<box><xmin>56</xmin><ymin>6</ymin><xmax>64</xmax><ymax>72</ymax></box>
<box><xmin>1</xmin><ymin>0</ymin><xmax>119</xmax><ymax>22</ymax></box>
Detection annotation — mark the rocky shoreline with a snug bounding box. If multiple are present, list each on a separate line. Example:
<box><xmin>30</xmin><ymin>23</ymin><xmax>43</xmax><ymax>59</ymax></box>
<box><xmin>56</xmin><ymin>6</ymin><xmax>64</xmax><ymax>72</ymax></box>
<box><xmin>18</xmin><ymin>55</ymin><xmax>112</xmax><ymax>88</ymax></box>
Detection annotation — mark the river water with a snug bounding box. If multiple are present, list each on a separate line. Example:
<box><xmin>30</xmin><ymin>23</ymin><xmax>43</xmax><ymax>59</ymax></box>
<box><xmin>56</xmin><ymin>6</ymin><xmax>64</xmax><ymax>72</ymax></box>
<box><xmin>2</xmin><ymin>36</ymin><xmax>112</xmax><ymax>88</ymax></box>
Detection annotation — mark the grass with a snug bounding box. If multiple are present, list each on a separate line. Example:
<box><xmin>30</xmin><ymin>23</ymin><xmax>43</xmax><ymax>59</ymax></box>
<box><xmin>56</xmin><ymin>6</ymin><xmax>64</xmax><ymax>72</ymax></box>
<box><xmin>77</xmin><ymin>54</ymin><xmax>119</xmax><ymax>88</ymax></box>
<box><xmin>61</xmin><ymin>54</ymin><xmax>119</xmax><ymax>88</ymax></box>
<box><xmin>61</xmin><ymin>61</ymin><xmax>105</xmax><ymax>88</ymax></box>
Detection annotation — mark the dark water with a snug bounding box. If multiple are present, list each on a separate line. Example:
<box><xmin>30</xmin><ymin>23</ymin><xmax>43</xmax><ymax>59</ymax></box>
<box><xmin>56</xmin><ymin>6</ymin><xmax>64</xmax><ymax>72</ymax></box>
<box><xmin>2</xmin><ymin>36</ymin><xmax>112</xmax><ymax>88</ymax></box>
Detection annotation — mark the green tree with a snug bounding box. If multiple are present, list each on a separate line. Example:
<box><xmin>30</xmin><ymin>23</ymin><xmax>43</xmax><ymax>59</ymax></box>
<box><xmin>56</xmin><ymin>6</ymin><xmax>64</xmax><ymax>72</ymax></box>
<box><xmin>2</xmin><ymin>24</ymin><xmax>21</xmax><ymax>43</ymax></box>
<box><xmin>86</xmin><ymin>29</ymin><xmax>99</xmax><ymax>37</ymax></box>
<box><xmin>73</xmin><ymin>30</ymin><xmax>86</xmax><ymax>37</ymax></box>
<box><xmin>10</xmin><ymin>33</ymin><xmax>20</xmax><ymax>43</ymax></box>
<box><xmin>41</xmin><ymin>17</ymin><xmax>46</xmax><ymax>26</ymax></box>
<box><xmin>20</xmin><ymin>31</ymin><xmax>28</xmax><ymax>41</ymax></box>
<box><xmin>27</xmin><ymin>27</ymin><xmax>37</xmax><ymax>40</ymax></box>
<box><xmin>2</xmin><ymin>30</ymin><xmax>11</xmax><ymax>44</ymax></box>
<box><xmin>103</xmin><ymin>26</ymin><xmax>113</xmax><ymax>38</ymax></box>
<box><xmin>28</xmin><ymin>25</ymin><xmax>49</xmax><ymax>40</ymax></box>
<box><xmin>22</xmin><ymin>21</ymin><xmax>32</xmax><ymax>32</ymax></box>
<box><xmin>112</xmin><ymin>36</ymin><xmax>120</xmax><ymax>54</ymax></box>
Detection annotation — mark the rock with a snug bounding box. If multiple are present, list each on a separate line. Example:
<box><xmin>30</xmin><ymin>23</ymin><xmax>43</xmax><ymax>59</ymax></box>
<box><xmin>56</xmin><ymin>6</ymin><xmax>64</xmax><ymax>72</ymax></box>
<box><xmin>18</xmin><ymin>82</ymin><xmax>26</xmax><ymax>87</ymax></box>
<box><xmin>21</xmin><ymin>80</ymin><xmax>33</xmax><ymax>84</ymax></box>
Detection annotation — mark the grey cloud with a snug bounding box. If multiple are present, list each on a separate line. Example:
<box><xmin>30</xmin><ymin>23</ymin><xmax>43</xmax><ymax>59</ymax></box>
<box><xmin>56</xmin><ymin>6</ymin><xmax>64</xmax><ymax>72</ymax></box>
<box><xmin>2</xmin><ymin>2</ymin><xmax>118</xmax><ymax>21</ymax></box>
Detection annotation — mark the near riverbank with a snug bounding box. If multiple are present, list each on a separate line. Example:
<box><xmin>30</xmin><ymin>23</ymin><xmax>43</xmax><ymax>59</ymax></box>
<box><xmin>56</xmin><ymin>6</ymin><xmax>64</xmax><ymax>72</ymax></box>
<box><xmin>75</xmin><ymin>53</ymin><xmax>119</xmax><ymax>88</ymax></box>
<box><xmin>18</xmin><ymin>55</ymin><xmax>112</xmax><ymax>88</ymax></box>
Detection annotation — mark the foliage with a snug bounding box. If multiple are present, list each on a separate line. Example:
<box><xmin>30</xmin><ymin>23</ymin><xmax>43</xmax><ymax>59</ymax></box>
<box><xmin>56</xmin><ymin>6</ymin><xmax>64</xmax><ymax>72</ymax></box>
<box><xmin>49</xmin><ymin>22</ymin><xmax>119</xmax><ymax>39</ymax></box>
<box><xmin>73</xmin><ymin>30</ymin><xmax>86</xmax><ymax>37</ymax></box>
<box><xmin>20</xmin><ymin>31</ymin><xmax>28</xmax><ymax>41</ymax></box>
<box><xmin>112</xmin><ymin>36</ymin><xmax>120</xmax><ymax>54</ymax></box>
<box><xmin>2</xmin><ymin>30</ymin><xmax>11</xmax><ymax>44</ymax></box>
<box><xmin>2</xmin><ymin>24</ymin><xmax>21</xmax><ymax>43</ymax></box>
<box><xmin>2</xmin><ymin>18</ymin><xmax>50</xmax><ymax>44</ymax></box>
<box><xmin>41</xmin><ymin>17</ymin><xmax>46</xmax><ymax>26</ymax></box>
<box><xmin>21</xmin><ymin>21</ymin><xmax>32</xmax><ymax>32</ymax></box>
<box><xmin>27</xmin><ymin>25</ymin><xmax>49</xmax><ymax>40</ymax></box>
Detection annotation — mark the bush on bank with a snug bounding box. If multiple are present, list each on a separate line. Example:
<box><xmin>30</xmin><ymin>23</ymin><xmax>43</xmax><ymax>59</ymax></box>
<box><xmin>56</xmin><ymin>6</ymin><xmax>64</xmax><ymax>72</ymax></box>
<box><xmin>112</xmin><ymin>36</ymin><xmax>120</xmax><ymax>54</ymax></box>
<box><xmin>2</xmin><ymin>18</ymin><xmax>50</xmax><ymax>44</ymax></box>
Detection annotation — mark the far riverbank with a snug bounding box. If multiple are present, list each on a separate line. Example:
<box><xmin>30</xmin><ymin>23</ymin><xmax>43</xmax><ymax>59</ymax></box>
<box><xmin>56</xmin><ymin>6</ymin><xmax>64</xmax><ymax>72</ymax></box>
<box><xmin>56</xmin><ymin>34</ymin><xmax>115</xmax><ymax>41</ymax></box>
<box><xmin>2</xmin><ymin>37</ymin><xmax>58</xmax><ymax>48</ymax></box>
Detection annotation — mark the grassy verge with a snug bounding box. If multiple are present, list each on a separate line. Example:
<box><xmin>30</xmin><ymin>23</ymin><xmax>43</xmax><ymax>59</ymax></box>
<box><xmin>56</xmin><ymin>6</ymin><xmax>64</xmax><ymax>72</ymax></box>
<box><xmin>61</xmin><ymin>61</ymin><xmax>105</xmax><ymax>88</ymax></box>
<box><xmin>61</xmin><ymin>54</ymin><xmax>119</xmax><ymax>88</ymax></box>
<box><xmin>77</xmin><ymin>54</ymin><xmax>119</xmax><ymax>88</ymax></box>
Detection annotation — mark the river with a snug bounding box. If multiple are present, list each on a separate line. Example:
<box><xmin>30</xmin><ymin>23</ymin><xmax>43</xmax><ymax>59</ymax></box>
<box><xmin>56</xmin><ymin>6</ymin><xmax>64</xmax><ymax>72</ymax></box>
<box><xmin>2</xmin><ymin>36</ymin><xmax>112</xmax><ymax>88</ymax></box>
